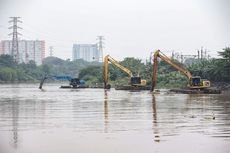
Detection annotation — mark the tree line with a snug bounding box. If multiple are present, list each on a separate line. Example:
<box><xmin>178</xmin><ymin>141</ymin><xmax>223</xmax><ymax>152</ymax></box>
<box><xmin>188</xmin><ymin>47</ymin><xmax>230</xmax><ymax>82</ymax></box>
<box><xmin>0</xmin><ymin>55</ymin><xmax>101</xmax><ymax>82</ymax></box>
<box><xmin>0</xmin><ymin>47</ymin><xmax>229</xmax><ymax>88</ymax></box>
<box><xmin>79</xmin><ymin>47</ymin><xmax>230</xmax><ymax>87</ymax></box>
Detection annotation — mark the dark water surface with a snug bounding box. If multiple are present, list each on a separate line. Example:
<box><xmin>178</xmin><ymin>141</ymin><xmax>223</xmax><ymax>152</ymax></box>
<box><xmin>0</xmin><ymin>84</ymin><xmax>230</xmax><ymax>153</ymax></box>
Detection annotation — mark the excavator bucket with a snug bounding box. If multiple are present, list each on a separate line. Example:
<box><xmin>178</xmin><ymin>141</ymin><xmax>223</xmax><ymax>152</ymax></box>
<box><xmin>39</xmin><ymin>76</ymin><xmax>47</xmax><ymax>89</ymax></box>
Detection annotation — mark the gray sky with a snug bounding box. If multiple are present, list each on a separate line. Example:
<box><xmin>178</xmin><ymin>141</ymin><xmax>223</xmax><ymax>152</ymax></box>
<box><xmin>0</xmin><ymin>0</ymin><xmax>229</xmax><ymax>60</ymax></box>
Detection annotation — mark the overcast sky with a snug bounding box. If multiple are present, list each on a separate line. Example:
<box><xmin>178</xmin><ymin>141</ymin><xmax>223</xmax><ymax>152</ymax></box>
<box><xmin>0</xmin><ymin>0</ymin><xmax>229</xmax><ymax>60</ymax></box>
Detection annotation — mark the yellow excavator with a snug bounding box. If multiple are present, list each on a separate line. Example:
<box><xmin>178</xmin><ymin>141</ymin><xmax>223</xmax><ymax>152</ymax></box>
<box><xmin>151</xmin><ymin>50</ymin><xmax>210</xmax><ymax>91</ymax></box>
<box><xmin>104</xmin><ymin>55</ymin><xmax>146</xmax><ymax>89</ymax></box>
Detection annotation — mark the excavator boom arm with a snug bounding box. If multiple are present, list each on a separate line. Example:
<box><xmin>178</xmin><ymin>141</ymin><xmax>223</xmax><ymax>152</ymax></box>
<box><xmin>104</xmin><ymin>55</ymin><xmax>133</xmax><ymax>88</ymax></box>
<box><xmin>156</xmin><ymin>51</ymin><xmax>192</xmax><ymax>78</ymax></box>
<box><xmin>152</xmin><ymin>50</ymin><xmax>192</xmax><ymax>91</ymax></box>
<box><xmin>39</xmin><ymin>75</ymin><xmax>73</xmax><ymax>89</ymax></box>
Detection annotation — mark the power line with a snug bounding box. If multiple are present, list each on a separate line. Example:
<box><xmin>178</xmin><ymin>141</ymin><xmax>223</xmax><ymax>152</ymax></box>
<box><xmin>22</xmin><ymin>23</ymin><xmax>75</xmax><ymax>44</ymax></box>
<box><xmin>8</xmin><ymin>17</ymin><xmax>22</xmax><ymax>63</ymax></box>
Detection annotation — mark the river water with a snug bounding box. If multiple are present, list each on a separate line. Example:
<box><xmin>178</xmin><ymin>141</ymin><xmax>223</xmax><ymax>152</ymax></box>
<box><xmin>0</xmin><ymin>84</ymin><xmax>230</xmax><ymax>153</ymax></box>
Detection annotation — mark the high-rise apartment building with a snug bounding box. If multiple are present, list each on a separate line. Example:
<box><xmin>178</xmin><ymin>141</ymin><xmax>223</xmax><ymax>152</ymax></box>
<box><xmin>72</xmin><ymin>44</ymin><xmax>101</xmax><ymax>62</ymax></box>
<box><xmin>0</xmin><ymin>40</ymin><xmax>45</xmax><ymax>65</ymax></box>
<box><xmin>0</xmin><ymin>42</ymin><xmax>3</xmax><ymax>55</ymax></box>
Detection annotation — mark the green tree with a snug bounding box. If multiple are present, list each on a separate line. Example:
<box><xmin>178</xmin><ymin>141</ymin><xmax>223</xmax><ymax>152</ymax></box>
<box><xmin>79</xmin><ymin>66</ymin><xmax>103</xmax><ymax>84</ymax></box>
<box><xmin>0</xmin><ymin>67</ymin><xmax>17</xmax><ymax>81</ymax></box>
<box><xmin>41</xmin><ymin>64</ymin><xmax>51</xmax><ymax>74</ymax></box>
<box><xmin>0</xmin><ymin>54</ymin><xmax>16</xmax><ymax>68</ymax></box>
<box><xmin>218</xmin><ymin>47</ymin><xmax>230</xmax><ymax>60</ymax></box>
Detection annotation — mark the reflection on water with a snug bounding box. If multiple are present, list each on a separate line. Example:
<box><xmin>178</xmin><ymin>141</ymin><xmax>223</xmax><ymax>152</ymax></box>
<box><xmin>104</xmin><ymin>90</ymin><xmax>109</xmax><ymax>133</ymax></box>
<box><xmin>12</xmin><ymin>99</ymin><xmax>19</xmax><ymax>149</ymax></box>
<box><xmin>151</xmin><ymin>94</ymin><xmax>160</xmax><ymax>142</ymax></box>
<box><xmin>0</xmin><ymin>84</ymin><xmax>230</xmax><ymax>153</ymax></box>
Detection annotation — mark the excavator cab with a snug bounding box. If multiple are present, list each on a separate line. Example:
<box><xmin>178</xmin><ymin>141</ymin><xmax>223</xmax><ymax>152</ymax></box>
<box><xmin>131</xmin><ymin>76</ymin><xmax>141</xmax><ymax>85</ymax></box>
<box><xmin>131</xmin><ymin>76</ymin><xmax>147</xmax><ymax>86</ymax></box>
<box><xmin>70</xmin><ymin>78</ymin><xmax>80</xmax><ymax>88</ymax></box>
<box><xmin>189</xmin><ymin>76</ymin><xmax>210</xmax><ymax>89</ymax></box>
<box><xmin>191</xmin><ymin>76</ymin><xmax>201</xmax><ymax>86</ymax></box>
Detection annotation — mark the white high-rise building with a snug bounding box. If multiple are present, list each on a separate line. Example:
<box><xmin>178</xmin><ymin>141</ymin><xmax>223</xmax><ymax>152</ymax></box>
<box><xmin>72</xmin><ymin>44</ymin><xmax>100</xmax><ymax>62</ymax></box>
<box><xmin>0</xmin><ymin>40</ymin><xmax>45</xmax><ymax>65</ymax></box>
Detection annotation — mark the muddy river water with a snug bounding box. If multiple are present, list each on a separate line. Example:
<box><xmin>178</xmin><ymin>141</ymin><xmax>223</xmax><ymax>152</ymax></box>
<box><xmin>0</xmin><ymin>84</ymin><xmax>230</xmax><ymax>153</ymax></box>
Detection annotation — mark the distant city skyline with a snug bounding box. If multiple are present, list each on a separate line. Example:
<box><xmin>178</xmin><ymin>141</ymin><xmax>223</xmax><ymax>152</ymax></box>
<box><xmin>0</xmin><ymin>40</ymin><xmax>45</xmax><ymax>65</ymax></box>
<box><xmin>0</xmin><ymin>0</ymin><xmax>229</xmax><ymax>61</ymax></box>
